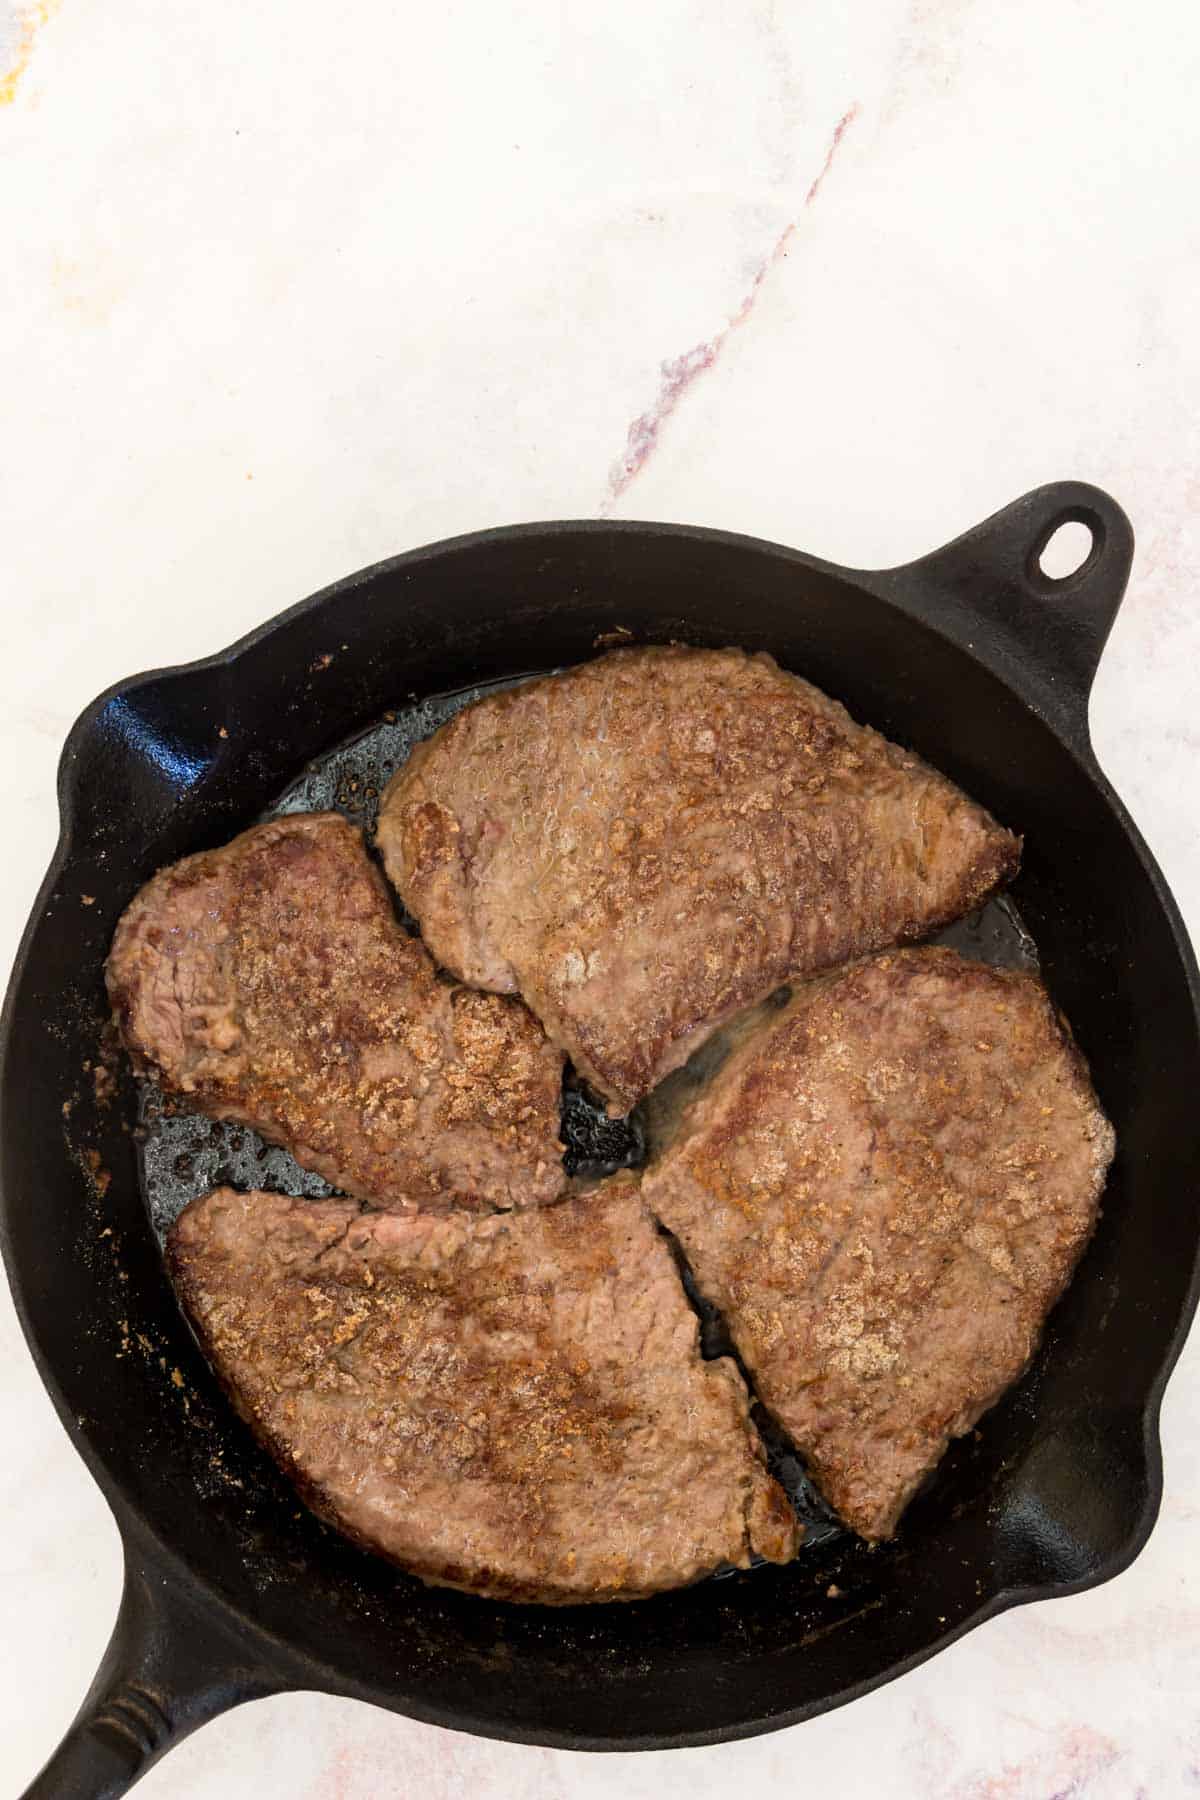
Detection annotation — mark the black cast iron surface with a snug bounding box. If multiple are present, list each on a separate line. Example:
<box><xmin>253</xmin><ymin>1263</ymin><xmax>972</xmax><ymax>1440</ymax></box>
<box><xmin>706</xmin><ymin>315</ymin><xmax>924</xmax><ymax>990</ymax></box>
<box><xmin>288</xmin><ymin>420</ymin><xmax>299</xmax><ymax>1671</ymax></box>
<box><xmin>3</xmin><ymin>482</ymin><xmax>1199</xmax><ymax>1797</ymax></box>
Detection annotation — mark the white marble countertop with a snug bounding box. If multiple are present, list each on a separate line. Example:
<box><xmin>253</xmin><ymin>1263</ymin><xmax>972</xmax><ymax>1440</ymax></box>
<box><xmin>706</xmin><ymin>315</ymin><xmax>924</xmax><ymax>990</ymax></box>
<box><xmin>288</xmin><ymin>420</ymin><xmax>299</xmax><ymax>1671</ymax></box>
<box><xmin>3</xmin><ymin>0</ymin><xmax>1199</xmax><ymax>1794</ymax></box>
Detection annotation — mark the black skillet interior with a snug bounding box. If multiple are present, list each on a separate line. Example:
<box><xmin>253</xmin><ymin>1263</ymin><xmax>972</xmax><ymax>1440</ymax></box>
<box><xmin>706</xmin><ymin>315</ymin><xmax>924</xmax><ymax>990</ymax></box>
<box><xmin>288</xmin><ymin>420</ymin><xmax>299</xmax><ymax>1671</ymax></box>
<box><xmin>4</xmin><ymin>483</ymin><xmax>1200</xmax><ymax>1798</ymax></box>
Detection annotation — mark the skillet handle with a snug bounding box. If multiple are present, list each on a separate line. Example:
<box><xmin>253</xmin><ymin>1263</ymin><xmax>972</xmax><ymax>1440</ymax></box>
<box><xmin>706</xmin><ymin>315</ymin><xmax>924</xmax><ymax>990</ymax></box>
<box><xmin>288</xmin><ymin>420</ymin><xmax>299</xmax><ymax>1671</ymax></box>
<box><xmin>876</xmin><ymin>481</ymin><xmax>1134</xmax><ymax>750</ymax></box>
<box><xmin>21</xmin><ymin>1529</ymin><xmax>288</xmax><ymax>1799</ymax></box>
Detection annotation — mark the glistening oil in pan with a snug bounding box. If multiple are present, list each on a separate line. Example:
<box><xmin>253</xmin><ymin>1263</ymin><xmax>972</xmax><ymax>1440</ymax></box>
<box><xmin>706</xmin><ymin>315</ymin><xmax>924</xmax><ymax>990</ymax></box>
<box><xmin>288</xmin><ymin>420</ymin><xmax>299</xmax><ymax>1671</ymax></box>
<box><xmin>134</xmin><ymin>672</ymin><xmax>1041</xmax><ymax>1569</ymax></box>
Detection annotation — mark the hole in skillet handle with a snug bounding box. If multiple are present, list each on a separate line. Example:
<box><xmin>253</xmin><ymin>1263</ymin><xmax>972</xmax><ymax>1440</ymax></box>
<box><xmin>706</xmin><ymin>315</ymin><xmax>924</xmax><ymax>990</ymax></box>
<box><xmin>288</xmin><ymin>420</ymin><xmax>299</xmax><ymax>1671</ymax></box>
<box><xmin>1026</xmin><ymin>506</ymin><xmax>1105</xmax><ymax>595</ymax></box>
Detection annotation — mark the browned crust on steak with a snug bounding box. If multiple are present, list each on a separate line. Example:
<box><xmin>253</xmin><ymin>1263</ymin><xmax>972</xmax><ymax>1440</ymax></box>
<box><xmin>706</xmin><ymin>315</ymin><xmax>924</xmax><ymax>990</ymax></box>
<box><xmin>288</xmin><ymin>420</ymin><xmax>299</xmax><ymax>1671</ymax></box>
<box><xmin>642</xmin><ymin>948</ymin><xmax>1114</xmax><ymax>1540</ymax></box>
<box><xmin>376</xmin><ymin>647</ymin><xmax>1020</xmax><ymax>1113</ymax></box>
<box><xmin>107</xmin><ymin>812</ymin><xmax>564</xmax><ymax>1211</ymax></box>
<box><xmin>168</xmin><ymin>1180</ymin><xmax>800</xmax><ymax>1600</ymax></box>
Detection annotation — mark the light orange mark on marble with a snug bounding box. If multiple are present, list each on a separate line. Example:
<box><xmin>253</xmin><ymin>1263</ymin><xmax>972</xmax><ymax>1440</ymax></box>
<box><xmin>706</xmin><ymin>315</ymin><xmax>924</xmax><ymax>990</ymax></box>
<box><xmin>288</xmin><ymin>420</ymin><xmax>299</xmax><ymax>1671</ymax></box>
<box><xmin>0</xmin><ymin>0</ymin><xmax>60</xmax><ymax>107</ymax></box>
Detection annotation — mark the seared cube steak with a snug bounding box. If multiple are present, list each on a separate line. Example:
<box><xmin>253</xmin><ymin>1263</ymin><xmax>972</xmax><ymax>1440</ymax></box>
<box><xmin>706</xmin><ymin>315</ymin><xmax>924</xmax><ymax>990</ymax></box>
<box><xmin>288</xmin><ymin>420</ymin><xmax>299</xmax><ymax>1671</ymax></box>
<box><xmin>168</xmin><ymin>1181</ymin><xmax>801</xmax><ymax>1600</ymax></box>
<box><xmin>108</xmin><ymin>812</ymin><xmax>565</xmax><ymax>1211</ymax></box>
<box><xmin>643</xmin><ymin>948</ymin><xmax>1114</xmax><ymax>1538</ymax></box>
<box><xmin>377</xmin><ymin>647</ymin><xmax>1019</xmax><ymax>1113</ymax></box>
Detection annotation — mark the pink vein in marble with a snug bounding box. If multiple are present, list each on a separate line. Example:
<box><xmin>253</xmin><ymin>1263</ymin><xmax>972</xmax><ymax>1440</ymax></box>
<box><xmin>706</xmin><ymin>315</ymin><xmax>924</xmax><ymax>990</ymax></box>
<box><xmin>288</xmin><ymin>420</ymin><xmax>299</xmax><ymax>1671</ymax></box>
<box><xmin>804</xmin><ymin>101</ymin><xmax>860</xmax><ymax>205</ymax></box>
<box><xmin>604</xmin><ymin>236</ymin><xmax>788</xmax><ymax>502</ymax></box>
<box><xmin>951</xmin><ymin>1722</ymin><xmax>1121</xmax><ymax>1799</ymax></box>
<box><xmin>604</xmin><ymin>103</ymin><xmax>860</xmax><ymax>507</ymax></box>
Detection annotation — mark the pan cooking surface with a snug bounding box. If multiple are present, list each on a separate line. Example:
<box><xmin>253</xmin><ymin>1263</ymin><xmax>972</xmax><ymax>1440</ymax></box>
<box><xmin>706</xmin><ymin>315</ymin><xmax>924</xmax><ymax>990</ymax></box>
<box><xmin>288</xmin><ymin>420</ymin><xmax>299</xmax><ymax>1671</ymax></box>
<box><xmin>135</xmin><ymin>668</ymin><xmax>1042</xmax><ymax>1573</ymax></box>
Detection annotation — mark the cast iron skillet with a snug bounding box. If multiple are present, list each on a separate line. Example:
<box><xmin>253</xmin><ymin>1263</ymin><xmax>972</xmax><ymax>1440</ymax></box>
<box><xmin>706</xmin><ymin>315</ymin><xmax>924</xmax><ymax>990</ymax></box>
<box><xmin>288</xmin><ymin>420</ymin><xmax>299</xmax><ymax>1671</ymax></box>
<box><xmin>4</xmin><ymin>482</ymin><xmax>1200</xmax><ymax>1798</ymax></box>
